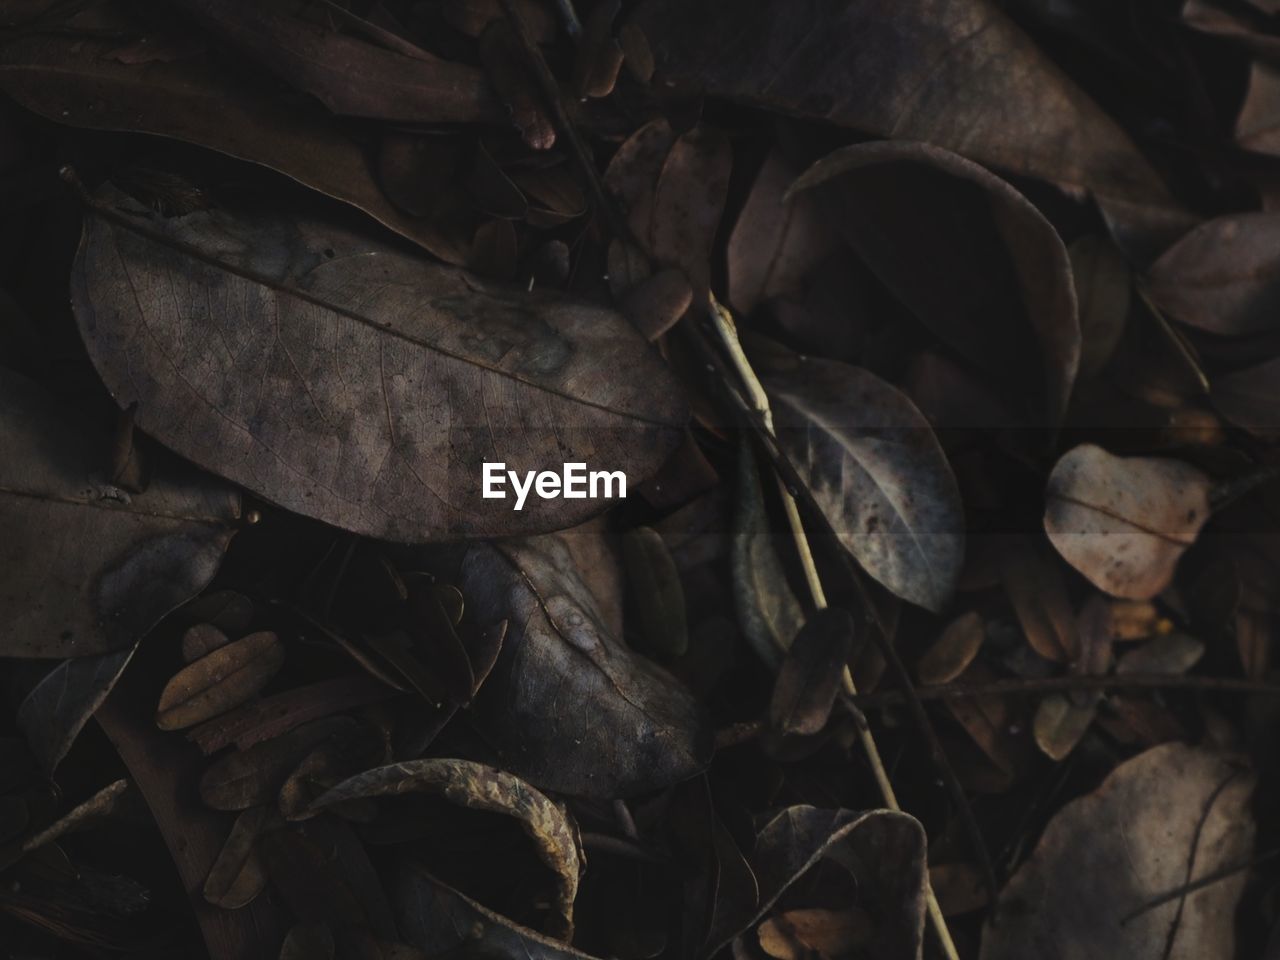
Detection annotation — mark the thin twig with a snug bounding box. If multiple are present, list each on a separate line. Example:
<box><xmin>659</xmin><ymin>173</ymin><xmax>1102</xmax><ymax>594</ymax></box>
<box><xmin>854</xmin><ymin>672</ymin><xmax>1280</xmax><ymax>709</ymax></box>
<box><xmin>705</xmin><ymin>297</ymin><xmax>962</xmax><ymax>960</ymax></box>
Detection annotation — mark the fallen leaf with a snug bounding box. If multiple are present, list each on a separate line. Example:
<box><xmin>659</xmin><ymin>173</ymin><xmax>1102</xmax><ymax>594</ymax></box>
<box><xmin>649</xmin><ymin>125</ymin><xmax>732</xmax><ymax>299</ymax></box>
<box><xmin>1070</xmin><ymin>236</ymin><xmax>1131</xmax><ymax>377</ymax></box>
<box><xmin>731</xmin><ymin>441</ymin><xmax>806</xmax><ymax>670</ymax></box>
<box><xmin>999</xmin><ymin>536</ymin><xmax>1080</xmax><ymax>662</ymax></box>
<box><xmin>1145</xmin><ymin>213</ymin><xmax>1280</xmax><ymax>335</ymax></box>
<box><xmin>727</xmin><ymin>149</ymin><xmax>836</xmax><ymax>318</ymax></box>
<box><xmin>183</xmin><ymin>623</ymin><xmax>232</xmax><ymax>662</ymax></box>
<box><xmin>396</xmin><ymin>864</ymin><xmax>601</xmax><ymax>960</ymax></box>
<box><xmin>0</xmin><ymin>367</ymin><xmax>240</xmax><ymax>659</ymax></box>
<box><xmin>277</xmin><ymin>720</ymin><xmax>389</xmax><ymax>820</ymax></box>
<box><xmin>981</xmin><ymin>743</ymin><xmax>1255</xmax><ymax>959</ymax></box>
<box><xmin>629</xmin><ymin>0</ymin><xmax>1171</xmax><ymax>206</ymax></box>
<box><xmin>279</xmin><ymin>922</ymin><xmax>335</xmax><ymax>960</ymax></box>
<box><xmin>0</xmin><ymin>29</ymin><xmax>472</xmax><ymax>264</ymax></box>
<box><xmin>203</xmin><ymin>806</ymin><xmax>272</xmax><ymax>910</ymax></box>
<box><xmin>71</xmin><ymin>185</ymin><xmax>686</xmax><ymax>542</ymax></box>
<box><xmin>1116</xmin><ymin>633</ymin><xmax>1205</xmax><ymax>675</ymax></box>
<box><xmin>16</xmin><ymin>646</ymin><xmax>135</xmax><ymax>773</ymax></box>
<box><xmin>459</xmin><ymin>533</ymin><xmax>713</xmax><ymax>798</ymax></box>
<box><xmin>622</xmin><ymin>525</ymin><xmax>689</xmax><ymax>658</ymax></box>
<box><xmin>170</xmin><ymin>0</ymin><xmax>499</xmax><ymax>124</ymax></box>
<box><xmin>917</xmin><ymin>611</ymin><xmax>984</xmax><ymax>686</ymax></box>
<box><xmin>788</xmin><ymin>141</ymin><xmax>1079</xmax><ymax>424</ymax></box>
<box><xmin>757</xmin><ymin>907</ymin><xmax>871</xmax><ymax>959</ymax></box>
<box><xmin>1044</xmin><ymin>444</ymin><xmax>1212</xmax><ymax>600</ymax></box>
<box><xmin>706</xmin><ymin>806</ymin><xmax>928</xmax><ymax>958</ymax></box>
<box><xmin>1237</xmin><ymin>61</ymin><xmax>1280</xmax><ymax>157</ymax></box>
<box><xmin>313</xmin><ymin>758</ymin><xmax>583</xmax><ymax>939</ymax></box>
<box><xmin>199</xmin><ymin>716</ymin><xmax>358</xmax><ymax>811</ymax></box>
<box><xmin>769</xmin><ymin>607</ymin><xmax>856</xmax><ymax>736</ymax></box>
<box><xmin>757</xmin><ymin>350</ymin><xmax>965</xmax><ymax>612</ymax></box>
<box><xmin>157</xmin><ymin>632</ymin><xmax>285</xmax><ymax>731</ymax></box>
<box><xmin>1032</xmin><ymin>693</ymin><xmax>1097</xmax><ymax>761</ymax></box>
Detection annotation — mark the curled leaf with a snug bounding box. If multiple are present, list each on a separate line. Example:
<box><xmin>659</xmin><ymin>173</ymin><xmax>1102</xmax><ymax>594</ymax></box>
<box><xmin>769</xmin><ymin>607</ymin><xmax>856</xmax><ymax>737</ymax></box>
<box><xmin>313</xmin><ymin>758</ymin><xmax>583</xmax><ymax>939</ymax></box>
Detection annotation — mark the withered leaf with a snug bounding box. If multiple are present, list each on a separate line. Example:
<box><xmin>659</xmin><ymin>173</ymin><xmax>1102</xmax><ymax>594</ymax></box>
<box><xmin>917</xmin><ymin>611</ymin><xmax>984</xmax><ymax>686</ymax></box>
<box><xmin>16</xmin><ymin>645</ymin><xmax>135</xmax><ymax>773</ymax></box>
<box><xmin>731</xmin><ymin>441</ymin><xmax>806</xmax><ymax>669</ymax></box>
<box><xmin>157</xmin><ymin>631</ymin><xmax>285</xmax><ymax>730</ymax></box>
<box><xmin>1032</xmin><ymin>694</ymin><xmax>1097</xmax><ymax>761</ymax></box>
<box><xmin>405</xmin><ymin>582</ymin><xmax>474</xmax><ymax>705</ymax></box>
<box><xmin>649</xmin><ymin>126</ymin><xmax>732</xmax><ymax>299</ymax></box>
<box><xmin>277</xmin><ymin>720</ymin><xmax>389</xmax><ymax>821</ymax></box>
<box><xmin>1070</xmin><ymin>236</ymin><xmax>1131</xmax><ymax>378</ymax></box>
<box><xmin>1115</xmin><ymin>633</ymin><xmax>1205</xmax><ymax>676</ymax></box>
<box><xmin>170</xmin><ymin>0</ymin><xmax>499</xmax><ymax>125</ymax></box>
<box><xmin>788</xmin><ymin>141</ymin><xmax>1079</xmax><ymax>425</ymax></box>
<box><xmin>199</xmin><ymin>716</ymin><xmax>357</xmax><ymax>811</ymax></box>
<box><xmin>279</xmin><ymin>923</ymin><xmax>335</xmax><ymax>960</ymax></box>
<box><xmin>757</xmin><ymin>907</ymin><xmax>871</xmax><ymax>960</ymax></box>
<box><xmin>727</xmin><ymin>149</ymin><xmax>836</xmax><ymax>318</ymax></box>
<box><xmin>1044</xmin><ymin>445</ymin><xmax>1212</xmax><ymax>600</ymax></box>
<box><xmin>313</xmin><ymin>758</ymin><xmax>583</xmax><ymax>939</ymax></box>
<box><xmin>757</xmin><ymin>351</ymin><xmax>965</xmax><ymax>612</ymax></box>
<box><xmin>574</xmin><ymin>0</ymin><xmax>625</xmax><ymax>98</ymax></box>
<box><xmin>706</xmin><ymin>806</ymin><xmax>927</xmax><ymax>958</ymax></box>
<box><xmin>183</xmin><ymin>623</ymin><xmax>232</xmax><ymax>662</ymax></box>
<box><xmin>19</xmin><ymin>778</ymin><xmax>129</xmax><ymax>854</ymax></box>
<box><xmin>0</xmin><ymin>367</ymin><xmax>240</xmax><ymax>659</ymax></box>
<box><xmin>999</xmin><ymin>537</ymin><xmax>1080</xmax><ymax>663</ymax></box>
<box><xmin>629</xmin><ymin>0</ymin><xmax>1171</xmax><ymax>207</ymax></box>
<box><xmin>0</xmin><ymin>29</ymin><xmax>471</xmax><ymax>264</ymax></box>
<box><xmin>180</xmin><ymin>590</ymin><xmax>255</xmax><ymax>636</ymax></box>
<box><xmin>621</xmin><ymin>268</ymin><xmax>693</xmax><ymax>343</ymax></box>
<box><xmin>769</xmin><ymin>607</ymin><xmax>856</xmax><ymax>737</ymax></box>
<box><xmin>203</xmin><ymin>805</ymin><xmax>272</xmax><ymax>910</ymax></box>
<box><xmin>460</xmin><ymin>533</ymin><xmax>713</xmax><ymax>798</ymax></box>
<box><xmin>1145</xmin><ymin>213</ymin><xmax>1280</xmax><ymax>335</ymax></box>
<box><xmin>982</xmin><ymin>744</ymin><xmax>1255</xmax><ymax>959</ymax></box>
<box><xmin>396</xmin><ymin>865</ymin><xmax>601</xmax><ymax>960</ymax></box>
<box><xmin>71</xmin><ymin>185</ymin><xmax>686</xmax><ymax>542</ymax></box>
<box><xmin>1212</xmin><ymin>357</ymin><xmax>1280</xmax><ymax>437</ymax></box>
<box><xmin>622</xmin><ymin>525</ymin><xmax>689</xmax><ymax>658</ymax></box>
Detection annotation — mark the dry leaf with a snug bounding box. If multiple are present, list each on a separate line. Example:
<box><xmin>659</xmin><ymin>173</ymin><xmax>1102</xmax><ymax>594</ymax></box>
<box><xmin>1044</xmin><ymin>444</ymin><xmax>1212</xmax><ymax>600</ymax></box>
<box><xmin>157</xmin><ymin>632</ymin><xmax>285</xmax><ymax>731</ymax></box>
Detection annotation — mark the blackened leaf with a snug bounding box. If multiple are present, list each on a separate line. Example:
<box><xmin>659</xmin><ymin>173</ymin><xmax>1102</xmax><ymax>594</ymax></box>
<box><xmin>71</xmin><ymin>186</ymin><xmax>686</xmax><ymax>542</ymax></box>
<box><xmin>731</xmin><ymin>441</ymin><xmax>806</xmax><ymax>669</ymax></box>
<box><xmin>16</xmin><ymin>645</ymin><xmax>135</xmax><ymax>773</ymax></box>
<box><xmin>705</xmin><ymin>806</ymin><xmax>928</xmax><ymax>958</ymax></box>
<box><xmin>629</xmin><ymin>0</ymin><xmax>1170</xmax><ymax>207</ymax></box>
<box><xmin>460</xmin><ymin>533</ymin><xmax>713</xmax><ymax>798</ymax></box>
<box><xmin>1213</xmin><ymin>357</ymin><xmax>1280</xmax><ymax>437</ymax></box>
<box><xmin>1044</xmin><ymin>445</ymin><xmax>1212</xmax><ymax>600</ymax></box>
<box><xmin>622</xmin><ymin>526</ymin><xmax>689</xmax><ymax>658</ymax></box>
<box><xmin>916</xmin><ymin>611</ymin><xmax>984</xmax><ymax>686</ymax></box>
<box><xmin>757</xmin><ymin>352</ymin><xmax>965</xmax><ymax>612</ymax></box>
<box><xmin>170</xmin><ymin>0</ymin><xmax>500</xmax><ymax>124</ymax></box>
<box><xmin>0</xmin><ymin>368</ymin><xmax>240</xmax><ymax>658</ymax></box>
<box><xmin>1145</xmin><ymin>213</ymin><xmax>1280</xmax><ymax>335</ymax></box>
<box><xmin>981</xmin><ymin>744</ymin><xmax>1255</xmax><ymax>959</ymax></box>
<box><xmin>0</xmin><ymin>31</ymin><xmax>471</xmax><ymax>264</ymax></box>
<box><xmin>313</xmin><ymin>759</ymin><xmax>583</xmax><ymax>939</ymax></box>
<box><xmin>157</xmin><ymin>631</ymin><xmax>285</xmax><ymax>730</ymax></box>
<box><xmin>397</xmin><ymin>865</ymin><xmax>601</xmax><ymax>960</ymax></box>
<box><xmin>788</xmin><ymin>141</ymin><xmax>1079</xmax><ymax>424</ymax></box>
<box><xmin>649</xmin><ymin>126</ymin><xmax>732</xmax><ymax>299</ymax></box>
<box><xmin>769</xmin><ymin>608</ymin><xmax>856</xmax><ymax>736</ymax></box>
<box><xmin>97</xmin><ymin>651</ymin><xmax>289</xmax><ymax>960</ymax></box>
<box><xmin>727</xmin><ymin>149</ymin><xmax>836</xmax><ymax>318</ymax></box>
<box><xmin>199</xmin><ymin>717</ymin><xmax>357</xmax><ymax>811</ymax></box>
<box><xmin>280</xmin><ymin>923</ymin><xmax>335</xmax><ymax>960</ymax></box>
<box><xmin>203</xmin><ymin>806</ymin><xmax>271</xmax><ymax>910</ymax></box>
<box><xmin>1070</xmin><ymin>236</ymin><xmax>1131</xmax><ymax>378</ymax></box>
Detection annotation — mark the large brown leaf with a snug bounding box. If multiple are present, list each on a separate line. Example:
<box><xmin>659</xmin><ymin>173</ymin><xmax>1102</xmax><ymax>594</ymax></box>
<box><xmin>459</xmin><ymin>532</ymin><xmax>713</xmax><ymax>798</ymax></box>
<box><xmin>628</xmin><ymin>0</ymin><xmax>1170</xmax><ymax>206</ymax></box>
<box><xmin>0</xmin><ymin>30</ymin><xmax>471</xmax><ymax>264</ymax></box>
<box><xmin>1145</xmin><ymin>212</ymin><xmax>1280</xmax><ymax>335</ymax></box>
<box><xmin>981</xmin><ymin>744</ymin><xmax>1255</xmax><ymax>960</ymax></box>
<box><xmin>788</xmin><ymin>141</ymin><xmax>1080</xmax><ymax>425</ymax></box>
<box><xmin>170</xmin><ymin>0</ymin><xmax>499</xmax><ymax>124</ymax></box>
<box><xmin>0</xmin><ymin>367</ymin><xmax>240</xmax><ymax>659</ymax></box>
<box><xmin>756</xmin><ymin>351</ymin><xmax>965</xmax><ymax>612</ymax></box>
<box><xmin>70</xmin><ymin>186</ymin><xmax>686</xmax><ymax>542</ymax></box>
